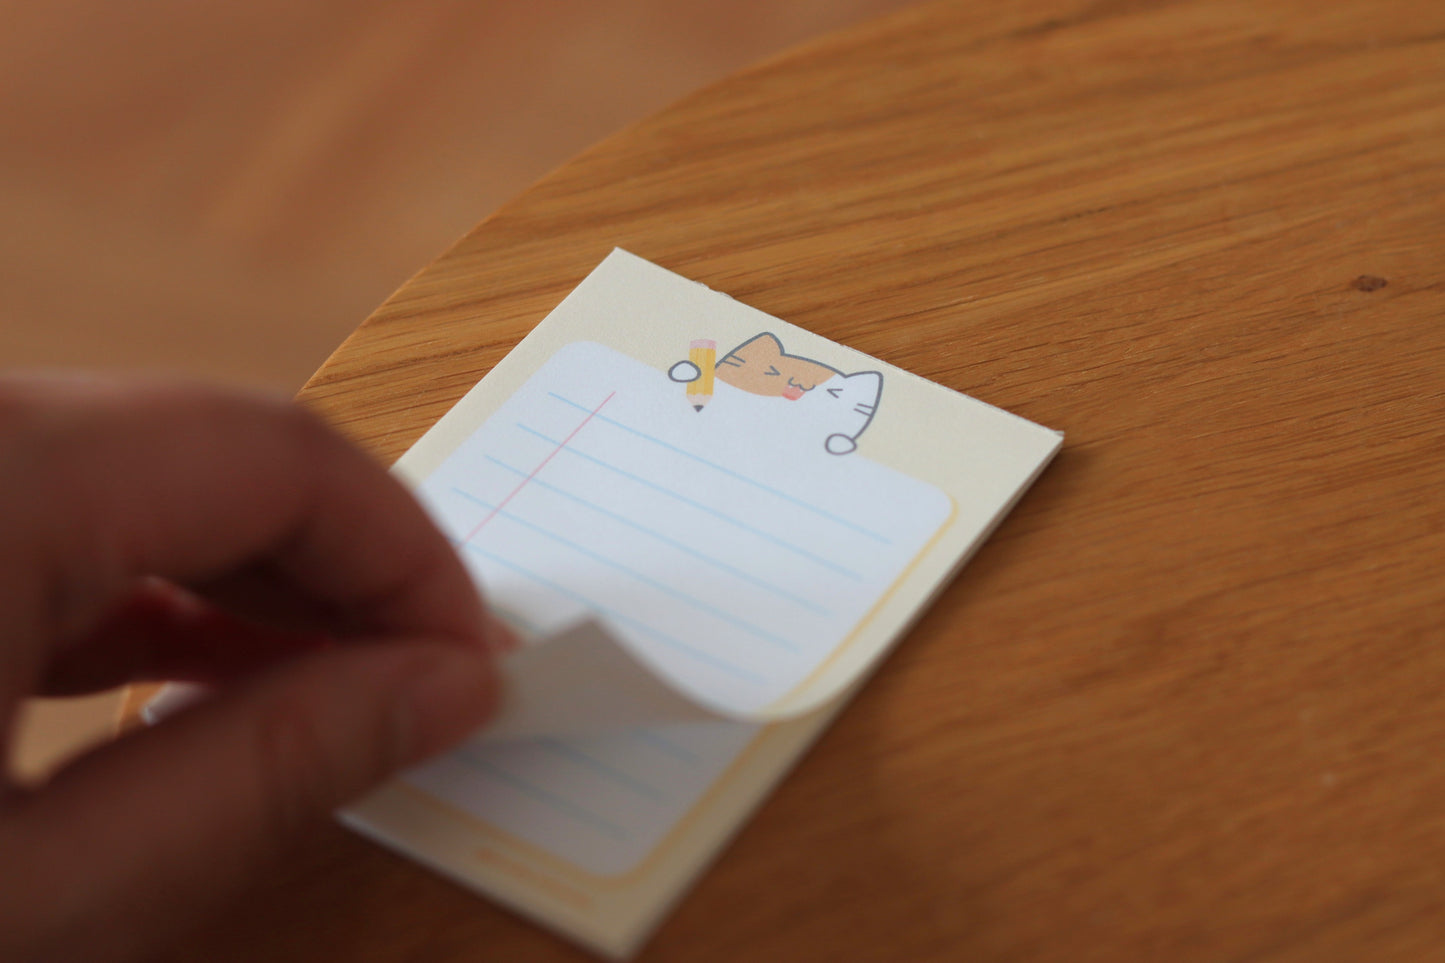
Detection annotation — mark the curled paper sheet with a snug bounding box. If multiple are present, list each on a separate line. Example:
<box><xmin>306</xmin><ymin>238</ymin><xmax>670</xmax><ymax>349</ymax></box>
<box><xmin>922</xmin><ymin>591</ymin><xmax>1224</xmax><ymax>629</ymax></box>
<box><xmin>144</xmin><ymin>614</ymin><xmax>862</xmax><ymax>741</ymax></box>
<box><xmin>485</xmin><ymin>621</ymin><xmax>750</xmax><ymax>740</ymax></box>
<box><xmin>451</xmin><ymin>610</ymin><xmax>897</xmax><ymax>739</ymax></box>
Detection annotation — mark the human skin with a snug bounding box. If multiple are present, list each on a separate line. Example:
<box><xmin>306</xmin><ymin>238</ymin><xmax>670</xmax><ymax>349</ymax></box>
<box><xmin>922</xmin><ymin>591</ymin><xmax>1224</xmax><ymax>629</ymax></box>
<box><xmin>0</xmin><ymin>375</ymin><xmax>508</xmax><ymax>962</ymax></box>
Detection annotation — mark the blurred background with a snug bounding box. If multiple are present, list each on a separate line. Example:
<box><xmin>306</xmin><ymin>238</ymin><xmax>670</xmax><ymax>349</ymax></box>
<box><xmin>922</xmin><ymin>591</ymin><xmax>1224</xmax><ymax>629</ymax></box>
<box><xmin>4</xmin><ymin>0</ymin><xmax>909</xmax><ymax>778</ymax></box>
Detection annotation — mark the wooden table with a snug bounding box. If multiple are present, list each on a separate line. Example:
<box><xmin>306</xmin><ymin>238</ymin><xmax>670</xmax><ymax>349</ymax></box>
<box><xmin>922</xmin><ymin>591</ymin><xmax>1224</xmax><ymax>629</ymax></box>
<box><xmin>155</xmin><ymin>0</ymin><xmax>1445</xmax><ymax>958</ymax></box>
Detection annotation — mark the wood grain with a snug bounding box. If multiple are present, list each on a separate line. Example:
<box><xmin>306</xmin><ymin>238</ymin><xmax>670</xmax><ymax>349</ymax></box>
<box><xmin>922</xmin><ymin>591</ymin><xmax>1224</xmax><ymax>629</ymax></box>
<box><xmin>155</xmin><ymin>0</ymin><xmax>1445</xmax><ymax>959</ymax></box>
<box><xmin>0</xmin><ymin>0</ymin><xmax>907</xmax><ymax>390</ymax></box>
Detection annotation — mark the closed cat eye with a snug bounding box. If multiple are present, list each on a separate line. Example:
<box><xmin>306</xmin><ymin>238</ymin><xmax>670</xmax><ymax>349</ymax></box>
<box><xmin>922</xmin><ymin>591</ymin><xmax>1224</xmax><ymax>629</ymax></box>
<box><xmin>766</xmin><ymin>365</ymin><xmax>780</xmax><ymax>375</ymax></box>
<box><xmin>827</xmin><ymin>387</ymin><xmax>842</xmax><ymax>397</ymax></box>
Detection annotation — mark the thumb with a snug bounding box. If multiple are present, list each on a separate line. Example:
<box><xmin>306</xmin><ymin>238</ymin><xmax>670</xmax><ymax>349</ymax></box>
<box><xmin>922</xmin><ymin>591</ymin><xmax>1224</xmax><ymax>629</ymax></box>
<box><xmin>0</xmin><ymin>639</ymin><xmax>498</xmax><ymax>963</ymax></box>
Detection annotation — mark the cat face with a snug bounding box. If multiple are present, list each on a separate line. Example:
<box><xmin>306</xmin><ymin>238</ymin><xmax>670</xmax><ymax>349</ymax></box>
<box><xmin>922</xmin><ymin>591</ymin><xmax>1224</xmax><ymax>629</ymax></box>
<box><xmin>799</xmin><ymin>370</ymin><xmax>882</xmax><ymax>455</ymax></box>
<box><xmin>716</xmin><ymin>333</ymin><xmax>838</xmax><ymax>400</ymax></box>
<box><xmin>698</xmin><ymin>332</ymin><xmax>883</xmax><ymax>455</ymax></box>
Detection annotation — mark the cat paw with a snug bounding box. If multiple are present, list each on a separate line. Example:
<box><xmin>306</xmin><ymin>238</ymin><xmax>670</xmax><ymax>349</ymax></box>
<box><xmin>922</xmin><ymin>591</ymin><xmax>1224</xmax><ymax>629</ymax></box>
<box><xmin>825</xmin><ymin>434</ymin><xmax>857</xmax><ymax>455</ymax></box>
<box><xmin>668</xmin><ymin>360</ymin><xmax>701</xmax><ymax>383</ymax></box>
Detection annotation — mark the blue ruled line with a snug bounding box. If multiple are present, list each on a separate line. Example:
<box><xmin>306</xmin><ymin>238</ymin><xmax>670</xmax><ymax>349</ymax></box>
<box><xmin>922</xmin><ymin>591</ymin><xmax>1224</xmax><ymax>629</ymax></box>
<box><xmin>631</xmin><ymin>730</ymin><xmax>701</xmax><ymax>765</ymax></box>
<box><xmin>458</xmin><ymin>542</ymin><xmax>767</xmax><ymax>686</ymax></box>
<box><xmin>452</xmin><ymin>491</ymin><xmax>798</xmax><ymax>653</ymax></box>
<box><xmin>546</xmin><ymin>391</ymin><xmax>892</xmax><ymax>545</ymax></box>
<box><xmin>455</xmin><ymin>752</ymin><xmax>631</xmax><ymax>841</ymax></box>
<box><xmin>538</xmin><ymin>739</ymin><xmax>667</xmax><ymax>803</ymax></box>
<box><xmin>464</xmin><ymin>463</ymin><xmax>831</xmax><ymax>617</ymax></box>
<box><xmin>512</xmin><ymin>423</ymin><xmax>863</xmax><ymax>581</ymax></box>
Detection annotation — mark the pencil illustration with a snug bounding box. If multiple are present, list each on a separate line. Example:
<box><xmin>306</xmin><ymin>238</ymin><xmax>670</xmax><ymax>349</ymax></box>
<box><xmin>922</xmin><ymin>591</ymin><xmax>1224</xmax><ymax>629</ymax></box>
<box><xmin>686</xmin><ymin>339</ymin><xmax>716</xmax><ymax>411</ymax></box>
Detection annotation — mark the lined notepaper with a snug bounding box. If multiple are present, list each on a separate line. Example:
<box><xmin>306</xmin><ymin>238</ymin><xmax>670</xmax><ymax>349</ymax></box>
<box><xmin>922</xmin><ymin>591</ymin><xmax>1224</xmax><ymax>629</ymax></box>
<box><xmin>403</xmin><ymin>341</ymin><xmax>951</xmax><ymax>875</ymax></box>
<box><xmin>406</xmin><ymin>720</ymin><xmax>758</xmax><ymax>876</ymax></box>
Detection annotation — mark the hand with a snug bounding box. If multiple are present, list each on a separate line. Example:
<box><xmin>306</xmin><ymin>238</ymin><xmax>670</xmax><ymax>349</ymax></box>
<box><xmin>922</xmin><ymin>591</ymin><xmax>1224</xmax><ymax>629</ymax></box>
<box><xmin>0</xmin><ymin>375</ymin><xmax>507</xmax><ymax>962</ymax></box>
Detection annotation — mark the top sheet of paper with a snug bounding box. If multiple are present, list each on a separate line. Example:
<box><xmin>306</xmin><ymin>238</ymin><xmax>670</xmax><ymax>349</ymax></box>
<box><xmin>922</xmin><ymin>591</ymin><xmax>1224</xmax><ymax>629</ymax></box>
<box><xmin>341</xmin><ymin>250</ymin><xmax>1062</xmax><ymax>957</ymax></box>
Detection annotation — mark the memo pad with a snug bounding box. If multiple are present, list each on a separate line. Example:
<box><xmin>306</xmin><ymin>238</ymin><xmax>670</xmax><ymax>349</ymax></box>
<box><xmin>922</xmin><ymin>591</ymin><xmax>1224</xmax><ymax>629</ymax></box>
<box><xmin>156</xmin><ymin>250</ymin><xmax>1061</xmax><ymax>957</ymax></box>
<box><xmin>337</xmin><ymin>251</ymin><xmax>1062</xmax><ymax>955</ymax></box>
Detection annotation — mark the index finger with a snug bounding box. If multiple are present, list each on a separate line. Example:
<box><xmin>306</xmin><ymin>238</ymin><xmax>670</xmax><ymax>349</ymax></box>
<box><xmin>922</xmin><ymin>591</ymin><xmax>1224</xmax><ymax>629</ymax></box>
<box><xmin>1</xmin><ymin>375</ymin><xmax>487</xmax><ymax>666</ymax></box>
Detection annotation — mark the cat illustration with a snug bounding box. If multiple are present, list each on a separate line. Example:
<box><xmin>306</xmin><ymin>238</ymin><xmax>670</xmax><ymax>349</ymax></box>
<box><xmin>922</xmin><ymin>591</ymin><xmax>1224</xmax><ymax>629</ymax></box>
<box><xmin>668</xmin><ymin>332</ymin><xmax>881</xmax><ymax>455</ymax></box>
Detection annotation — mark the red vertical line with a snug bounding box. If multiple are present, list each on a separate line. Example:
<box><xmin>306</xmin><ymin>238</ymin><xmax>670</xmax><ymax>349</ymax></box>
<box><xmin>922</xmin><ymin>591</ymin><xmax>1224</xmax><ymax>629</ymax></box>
<box><xmin>463</xmin><ymin>391</ymin><xmax>617</xmax><ymax>542</ymax></box>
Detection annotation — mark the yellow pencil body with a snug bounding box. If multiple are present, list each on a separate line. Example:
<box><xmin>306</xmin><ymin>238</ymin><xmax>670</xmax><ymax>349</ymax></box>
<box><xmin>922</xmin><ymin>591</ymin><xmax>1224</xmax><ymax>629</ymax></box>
<box><xmin>687</xmin><ymin>339</ymin><xmax>716</xmax><ymax>410</ymax></box>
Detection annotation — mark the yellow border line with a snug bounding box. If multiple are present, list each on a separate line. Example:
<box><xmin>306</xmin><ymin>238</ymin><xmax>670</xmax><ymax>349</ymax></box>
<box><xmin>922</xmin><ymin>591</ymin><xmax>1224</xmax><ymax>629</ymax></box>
<box><xmin>394</xmin><ymin>782</ymin><xmax>596</xmax><ymax>911</ymax></box>
<box><xmin>761</xmin><ymin>493</ymin><xmax>958</xmax><ymax>716</ymax></box>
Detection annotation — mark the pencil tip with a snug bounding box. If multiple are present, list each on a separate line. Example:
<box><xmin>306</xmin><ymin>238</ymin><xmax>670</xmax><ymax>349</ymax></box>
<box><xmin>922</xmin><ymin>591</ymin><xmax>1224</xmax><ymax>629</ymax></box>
<box><xmin>693</xmin><ymin>404</ymin><xmax>704</xmax><ymax>412</ymax></box>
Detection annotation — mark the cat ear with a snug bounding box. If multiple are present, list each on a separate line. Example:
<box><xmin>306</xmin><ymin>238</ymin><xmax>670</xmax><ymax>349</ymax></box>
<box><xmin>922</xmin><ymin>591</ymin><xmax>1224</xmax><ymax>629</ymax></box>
<box><xmin>668</xmin><ymin>360</ymin><xmax>701</xmax><ymax>383</ymax></box>
<box><xmin>825</xmin><ymin>433</ymin><xmax>857</xmax><ymax>455</ymax></box>
<box><xmin>735</xmin><ymin>332</ymin><xmax>785</xmax><ymax>359</ymax></box>
<box><xmin>844</xmin><ymin>370</ymin><xmax>883</xmax><ymax>394</ymax></box>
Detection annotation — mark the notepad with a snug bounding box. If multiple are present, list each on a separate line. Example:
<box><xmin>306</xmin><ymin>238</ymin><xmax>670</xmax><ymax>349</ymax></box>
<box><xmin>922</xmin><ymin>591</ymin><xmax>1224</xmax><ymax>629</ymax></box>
<box><xmin>334</xmin><ymin>250</ymin><xmax>1062</xmax><ymax>957</ymax></box>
